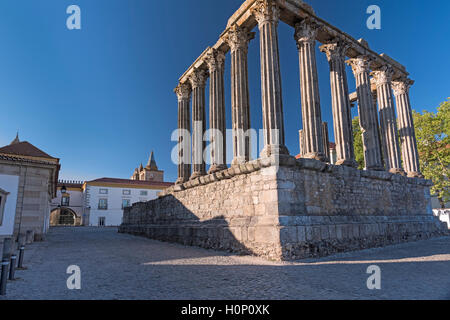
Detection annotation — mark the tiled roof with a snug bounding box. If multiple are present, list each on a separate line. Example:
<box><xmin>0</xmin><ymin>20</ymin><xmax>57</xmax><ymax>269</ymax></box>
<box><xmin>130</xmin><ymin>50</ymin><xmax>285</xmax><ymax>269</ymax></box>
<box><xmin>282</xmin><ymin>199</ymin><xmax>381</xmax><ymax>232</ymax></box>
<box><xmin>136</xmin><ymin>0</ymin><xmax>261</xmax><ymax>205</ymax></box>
<box><xmin>87</xmin><ymin>177</ymin><xmax>173</xmax><ymax>187</ymax></box>
<box><xmin>0</xmin><ymin>154</ymin><xmax>58</xmax><ymax>166</ymax></box>
<box><xmin>0</xmin><ymin>141</ymin><xmax>57</xmax><ymax>160</ymax></box>
<box><xmin>57</xmin><ymin>182</ymin><xmax>84</xmax><ymax>189</ymax></box>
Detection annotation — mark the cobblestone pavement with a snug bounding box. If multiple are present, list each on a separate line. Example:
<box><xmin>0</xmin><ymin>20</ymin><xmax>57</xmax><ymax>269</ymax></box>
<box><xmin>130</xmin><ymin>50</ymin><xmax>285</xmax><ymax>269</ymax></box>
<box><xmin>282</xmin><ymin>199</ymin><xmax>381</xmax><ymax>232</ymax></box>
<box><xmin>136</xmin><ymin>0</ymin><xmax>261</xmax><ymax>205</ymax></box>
<box><xmin>1</xmin><ymin>227</ymin><xmax>449</xmax><ymax>300</ymax></box>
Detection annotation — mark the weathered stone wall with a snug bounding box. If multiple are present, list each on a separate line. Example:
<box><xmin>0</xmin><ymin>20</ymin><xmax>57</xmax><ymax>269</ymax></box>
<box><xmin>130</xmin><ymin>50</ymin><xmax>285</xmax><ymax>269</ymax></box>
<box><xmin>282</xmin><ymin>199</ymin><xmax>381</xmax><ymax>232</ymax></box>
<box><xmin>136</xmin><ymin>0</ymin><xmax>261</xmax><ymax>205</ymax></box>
<box><xmin>0</xmin><ymin>162</ymin><xmax>53</xmax><ymax>241</ymax></box>
<box><xmin>119</xmin><ymin>156</ymin><xmax>448</xmax><ymax>260</ymax></box>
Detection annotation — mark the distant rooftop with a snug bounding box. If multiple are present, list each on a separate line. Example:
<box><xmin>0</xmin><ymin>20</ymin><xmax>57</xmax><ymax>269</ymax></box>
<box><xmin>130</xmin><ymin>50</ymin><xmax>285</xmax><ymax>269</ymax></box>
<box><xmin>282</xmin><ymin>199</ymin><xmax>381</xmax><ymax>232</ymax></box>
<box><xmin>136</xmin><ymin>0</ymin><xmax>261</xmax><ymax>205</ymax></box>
<box><xmin>87</xmin><ymin>177</ymin><xmax>173</xmax><ymax>188</ymax></box>
<box><xmin>0</xmin><ymin>134</ymin><xmax>57</xmax><ymax>160</ymax></box>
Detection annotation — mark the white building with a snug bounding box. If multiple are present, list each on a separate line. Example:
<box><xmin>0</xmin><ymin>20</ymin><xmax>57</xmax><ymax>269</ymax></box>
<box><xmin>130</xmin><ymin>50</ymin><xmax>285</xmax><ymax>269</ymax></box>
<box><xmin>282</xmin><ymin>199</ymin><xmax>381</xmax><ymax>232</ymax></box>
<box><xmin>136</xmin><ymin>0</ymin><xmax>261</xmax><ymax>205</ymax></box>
<box><xmin>84</xmin><ymin>177</ymin><xmax>172</xmax><ymax>226</ymax></box>
<box><xmin>433</xmin><ymin>209</ymin><xmax>450</xmax><ymax>229</ymax></box>
<box><xmin>0</xmin><ymin>174</ymin><xmax>19</xmax><ymax>239</ymax></box>
<box><xmin>50</xmin><ymin>151</ymin><xmax>172</xmax><ymax>227</ymax></box>
<box><xmin>50</xmin><ymin>181</ymin><xmax>84</xmax><ymax>226</ymax></box>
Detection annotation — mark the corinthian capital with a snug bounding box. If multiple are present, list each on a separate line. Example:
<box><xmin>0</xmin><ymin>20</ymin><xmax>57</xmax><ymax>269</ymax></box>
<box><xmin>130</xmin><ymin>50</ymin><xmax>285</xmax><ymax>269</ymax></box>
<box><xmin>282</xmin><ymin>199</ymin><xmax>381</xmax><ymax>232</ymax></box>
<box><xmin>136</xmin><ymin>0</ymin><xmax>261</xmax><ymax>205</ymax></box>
<box><xmin>224</xmin><ymin>25</ymin><xmax>254</xmax><ymax>53</ymax></box>
<box><xmin>188</xmin><ymin>68</ymin><xmax>207</xmax><ymax>89</ymax></box>
<box><xmin>174</xmin><ymin>82</ymin><xmax>191</xmax><ymax>101</ymax></box>
<box><xmin>205</xmin><ymin>49</ymin><xmax>225</xmax><ymax>73</ymax></box>
<box><xmin>252</xmin><ymin>0</ymin><xmax>280</xmax><ymax>27</ymax></box>
<box><xmin>319</xmin><ymin>40</ymin><xmax>349</xmax><ymax>62</ymax></box>
<box><xmin>392</xmin><ymin>78</ymin><xmax>414</xmax><ymax>96</ymax></box>
<box><xmin>346</xmin><ymin>56</ymin><xmax>373</xmax><ymax>76</ymax></box>
<box><xmin>294</xmin><ymin>19</ymin><xmax>320</xmax><ymax>45</ymax></box>
<box><xmin>371</xmin><ymin>65</ymin><xmax>394</xmax><ymax>86</ymax></box>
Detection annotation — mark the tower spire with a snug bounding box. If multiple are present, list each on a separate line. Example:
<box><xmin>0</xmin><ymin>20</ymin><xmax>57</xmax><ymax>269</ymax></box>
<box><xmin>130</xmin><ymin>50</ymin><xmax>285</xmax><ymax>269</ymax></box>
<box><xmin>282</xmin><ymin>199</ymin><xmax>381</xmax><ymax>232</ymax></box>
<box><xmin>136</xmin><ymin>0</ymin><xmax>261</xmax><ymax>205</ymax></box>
<box><xmin>146</xmin><ymin>150</ymin><xmax>158</xmax><ymax>170</ymax></box>
<box><xmin>10</xmin><ymin>131</ymin><xmax>20</xmax><ymax>145</ymax></box>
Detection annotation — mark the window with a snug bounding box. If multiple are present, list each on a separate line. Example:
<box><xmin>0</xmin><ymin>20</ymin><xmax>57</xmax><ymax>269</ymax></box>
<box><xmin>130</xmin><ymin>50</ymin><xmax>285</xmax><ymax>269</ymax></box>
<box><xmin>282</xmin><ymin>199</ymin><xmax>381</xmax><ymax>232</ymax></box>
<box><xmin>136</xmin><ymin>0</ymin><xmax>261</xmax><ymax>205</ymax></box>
<box><xmin>98</xmin><ymin>198</ymin><xmax>108</xmax><ymax>210</ymax></box>
<box><xmin>99</xmin><ymin>188</ymin><xmax>108</xmax><ymax>195</ymax></box>
<box><xmin>61</xmin><ymin>196</ymin><xmax>70</xmax><ymax>206</ymax></box>
<box><xmin>122</xmin><ymin>189</ymin><xmax>131</xmax><ymax>195</ymax></box>
<box><xmin>140</xmin><ymin>191</ymin><xmax>148</xmax><ymax>196</ymax></box>
<box><xmin>98</xmin><ymin>217</ymin><xmax>105</xmax><ymax>227</ymax></box>
<box><xmin>122</xmin><ymin>199</ymin><xmax>131</xmax><ymax>209</ymax></box>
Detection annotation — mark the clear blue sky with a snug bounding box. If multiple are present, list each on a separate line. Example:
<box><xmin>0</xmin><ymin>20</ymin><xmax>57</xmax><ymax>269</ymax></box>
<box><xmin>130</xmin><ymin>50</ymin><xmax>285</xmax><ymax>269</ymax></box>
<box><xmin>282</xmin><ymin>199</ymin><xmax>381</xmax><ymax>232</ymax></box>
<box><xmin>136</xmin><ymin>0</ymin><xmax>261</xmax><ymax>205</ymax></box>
<box><xmin>0</xmin><ymin>0</ymin><xmax>448</xmax><ymax>182</ymax></box>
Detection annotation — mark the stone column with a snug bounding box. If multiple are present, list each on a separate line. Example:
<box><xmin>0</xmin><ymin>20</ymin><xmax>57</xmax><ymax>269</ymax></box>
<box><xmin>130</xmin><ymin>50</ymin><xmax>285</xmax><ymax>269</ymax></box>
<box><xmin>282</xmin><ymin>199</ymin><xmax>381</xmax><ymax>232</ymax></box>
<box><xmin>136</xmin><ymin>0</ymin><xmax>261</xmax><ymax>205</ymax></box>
<box><xmin>295</xmin><ymin>19</ymin><xmax>326</xmax><ymax>161</ymax></box>
<box><xmin>299</xmin><ymin>129</ymin><xmax>305</xmax><ymax>157</ymax></box>
<box><xmin>322</xmin><ymin>122</ymin><xmax>330</xmax><ymax>163</ymax></box>
<box><xmin>372</xmin><ymin>66</ymin><xmax>404</xmax><ymax>174</ymax></box>
<box><xmin>205</xmin><ymin>49</ymin><xmax>227</xmax><ymax>173</ymax></box>
<box><xmin>224</xmin><ymin>25</ymin><xmax>254</xmax><ymax>165</ymax></box>
<box><xmin>347</xmin><ymin>56</ymin><xmax>384</xmax><ymax>170</ymax></box>
<box><xmin>392</xmin><ymin>78</ymin><xmax>422</xmax><ymax>178</ymax></box>
<box><xmin>320</xmin><ymin>41</ymin><xmax>357</xmax><ymax>167</ymax></box>
<box><xmin>189</xmin><ymin>68</ymin><xmax>207</xmax><ymax>179</ymax></box>
<box><xmin>252</xmin><ymin>0</ymin><xmax>289</xmax><ymax>157</ymax></box>
<box><xmin>175</xmin><ymin>83</ymin><xmax>192</xmax><ymax>184</ymax></box>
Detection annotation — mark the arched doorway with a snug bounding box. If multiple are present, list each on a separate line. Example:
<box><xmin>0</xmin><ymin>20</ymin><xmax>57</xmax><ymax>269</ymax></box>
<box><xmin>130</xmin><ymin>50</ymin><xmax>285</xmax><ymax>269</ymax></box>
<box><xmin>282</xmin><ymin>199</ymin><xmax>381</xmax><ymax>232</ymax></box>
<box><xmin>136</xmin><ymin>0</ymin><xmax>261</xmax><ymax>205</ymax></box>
<box><xmin>50</xmin><ymin>208</ymin><xmax>79</xmax><ymax>226</ymax></box>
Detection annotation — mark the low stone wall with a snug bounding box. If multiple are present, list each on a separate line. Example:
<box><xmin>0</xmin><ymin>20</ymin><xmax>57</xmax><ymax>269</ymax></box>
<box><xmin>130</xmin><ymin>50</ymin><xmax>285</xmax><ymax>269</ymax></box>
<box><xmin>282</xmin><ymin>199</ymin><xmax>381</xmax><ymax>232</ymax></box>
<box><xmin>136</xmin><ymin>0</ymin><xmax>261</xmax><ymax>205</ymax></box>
<box><xmin>119</xmin><ymin>156</ymin><xmax>448</xmax><ymax>260</ymax></box>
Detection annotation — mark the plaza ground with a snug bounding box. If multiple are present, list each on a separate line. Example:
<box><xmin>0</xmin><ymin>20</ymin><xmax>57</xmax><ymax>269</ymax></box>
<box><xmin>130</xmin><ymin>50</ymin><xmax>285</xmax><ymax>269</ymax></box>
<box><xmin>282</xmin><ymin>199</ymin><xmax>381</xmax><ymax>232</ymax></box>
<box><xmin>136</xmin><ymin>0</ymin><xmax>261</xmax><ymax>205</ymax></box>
<box><xmin>1</xmin><ymin>227</ymin><xmax>449</xmax><ymax>300</ymax></box>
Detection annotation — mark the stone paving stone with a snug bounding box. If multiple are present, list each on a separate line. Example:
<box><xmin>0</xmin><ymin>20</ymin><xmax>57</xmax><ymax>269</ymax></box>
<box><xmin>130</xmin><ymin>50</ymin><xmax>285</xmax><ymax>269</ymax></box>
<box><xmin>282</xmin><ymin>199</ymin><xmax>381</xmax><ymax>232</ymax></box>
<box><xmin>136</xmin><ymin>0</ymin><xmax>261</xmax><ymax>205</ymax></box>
<box><xmin>1</xmin><ymin>227</ymin><xmax>449</xmax><ymax>300</ymax></box>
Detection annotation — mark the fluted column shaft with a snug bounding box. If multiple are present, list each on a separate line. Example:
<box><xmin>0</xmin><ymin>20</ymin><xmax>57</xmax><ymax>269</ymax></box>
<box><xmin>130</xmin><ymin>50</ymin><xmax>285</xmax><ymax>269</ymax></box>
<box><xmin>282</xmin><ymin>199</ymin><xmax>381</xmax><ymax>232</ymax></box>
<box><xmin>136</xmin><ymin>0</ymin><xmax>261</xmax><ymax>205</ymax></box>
<box><xmin>206</xmin><ymin>49</ymin><xmax>227</xmax><ymax>173</ymax></box>
<box><xmin>225</xmin><ymin>26</ymin><xmax>254</xmax><ymax>165</ymax></box>
<box><xmin>347</xmin><ymin>56</ymin><xmax>384</xmax><ymax>170</ymax></box>
<box><xmin>253</xmin><ymin>0</ymin><xmax>288</xmax><ymax>157</ymax></box>
<box><xmin>295</xmin><ymin>20</ymin><xmax>325</xmax><ymax>161</ymax></box>
<box><xmin>372</xmin><ymin>67</ymin><xmax>404</xmax><ymax>174</ymax></box>
<box><xmin>320</xmin><ymin>41</ymin><xmax>356</xmax><ymax>167</ymax></box>
<box><xmin>189</xmin><ymin>69</ymin><xmax>207</xmax><ymax>179</ymax></box>
<box><xmin>175</xmin><ymin>83</ymin><xmax>192</xmax><ymax>184</ymax></box>
<box><xmin>392</xmin><ymin>78</ymin><xmax>422</xmax><ymax>177</ymax></box>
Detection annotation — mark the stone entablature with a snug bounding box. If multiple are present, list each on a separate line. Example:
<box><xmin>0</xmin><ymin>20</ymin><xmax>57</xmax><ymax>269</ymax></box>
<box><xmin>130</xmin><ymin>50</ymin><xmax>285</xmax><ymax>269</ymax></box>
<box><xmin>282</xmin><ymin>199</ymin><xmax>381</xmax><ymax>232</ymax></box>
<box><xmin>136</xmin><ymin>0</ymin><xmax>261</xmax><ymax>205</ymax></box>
<box><xmin>178</xmin><ymin>0</ymin><xmax>408</xmax><ymax>86</ymax></box>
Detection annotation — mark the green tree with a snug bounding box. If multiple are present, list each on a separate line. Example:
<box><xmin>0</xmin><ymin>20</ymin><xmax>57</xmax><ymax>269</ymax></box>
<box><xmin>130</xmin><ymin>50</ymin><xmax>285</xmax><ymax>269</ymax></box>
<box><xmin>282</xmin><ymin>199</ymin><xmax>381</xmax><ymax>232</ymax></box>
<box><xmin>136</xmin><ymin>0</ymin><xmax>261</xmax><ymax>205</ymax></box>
<box><xmin>352</xmin><ymin>116</ymin><xmax>365</xmax><ymax>169</ymax></box>
<box><xmin>413</xmin><ymin>98</ymin><xmax>450</xmax><ymax>208</ymax></box>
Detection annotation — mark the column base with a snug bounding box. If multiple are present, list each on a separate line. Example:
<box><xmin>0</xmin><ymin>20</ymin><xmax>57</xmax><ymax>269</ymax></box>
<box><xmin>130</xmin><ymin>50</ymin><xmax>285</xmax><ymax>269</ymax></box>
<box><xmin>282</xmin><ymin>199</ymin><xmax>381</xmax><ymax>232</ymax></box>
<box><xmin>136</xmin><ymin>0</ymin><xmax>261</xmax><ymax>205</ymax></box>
<box><xmin>366</xmin><ymin>165</ymin><xmax>385</xmax><ymax>171</ymax></box>
<box><xmin>260</xmin><ymin>144</ymin><xmax>290</xmax><ymax>158</ymax></box>
<box><xmin>303</xmin><ymin>152</ymin><xmax>327</xmax><ymax>162</ymax></box>
<box><xmin>389</xmin><ymin>168</ymin><xmax>406</xmax><ymax>176</ymax></box>
<box><xmin>190</xmin><ymin>171</ymin><xmax>206</xmax><ymax>180</ymax></box>
<box><xmin>175</xmin><ymin>177</ymin><xmax>188</xmax><ymax>185</ymax></box>
<box><xmin>335</xmin><ymin>159</ymin><xmax>358</xmax><ymax>168</ymax></box>
<box><xmin>208</xmin><ymin>164</ymin><xmax>228</xmax><ymax>174</ymax></box>
<box><xmin>407</xmin><ymin>171</ymin><xmax>424</xmax><ymax>178</ymax></box>
<box><xmin>231</xmin><ymin>156</ymin><xmax>248</xmax><ymax>167</ymax></box>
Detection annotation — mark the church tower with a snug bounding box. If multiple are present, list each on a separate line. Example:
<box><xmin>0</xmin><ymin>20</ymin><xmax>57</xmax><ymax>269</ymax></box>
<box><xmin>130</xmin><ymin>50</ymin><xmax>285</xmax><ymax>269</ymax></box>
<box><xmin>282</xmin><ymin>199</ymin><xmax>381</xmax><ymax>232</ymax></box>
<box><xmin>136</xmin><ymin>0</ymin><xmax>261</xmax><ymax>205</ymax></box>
<box><xmin>132</xmin><ymin>151</ymin><xmax>164</xmax><ymax>182</ymax></box>
<box><xmin>141</xmin><ymin>151</ymin><xmax>164</xmax><ymax>182</ymax></box>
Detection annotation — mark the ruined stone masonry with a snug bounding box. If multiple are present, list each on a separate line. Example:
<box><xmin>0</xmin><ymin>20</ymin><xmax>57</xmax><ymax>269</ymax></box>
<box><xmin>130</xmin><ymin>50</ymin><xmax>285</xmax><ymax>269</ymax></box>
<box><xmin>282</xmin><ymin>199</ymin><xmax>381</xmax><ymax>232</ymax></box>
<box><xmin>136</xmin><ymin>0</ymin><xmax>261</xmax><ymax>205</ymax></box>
<box><xmin>119</xmin><ymin>0</ymin><xmax>448</xmax><ymax>260</ymax></box>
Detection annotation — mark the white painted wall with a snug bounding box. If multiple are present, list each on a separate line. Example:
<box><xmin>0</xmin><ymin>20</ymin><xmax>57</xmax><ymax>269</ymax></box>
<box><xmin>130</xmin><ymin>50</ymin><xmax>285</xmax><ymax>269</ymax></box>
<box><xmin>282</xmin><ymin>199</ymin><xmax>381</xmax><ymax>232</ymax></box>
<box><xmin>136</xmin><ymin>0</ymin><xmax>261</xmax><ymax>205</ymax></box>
<box><xmin>51</xmin><ymin>188</ymin><xmax>84</xmax><ymax>217</ymax></box>
<box><xmin>85</xmin><ymin>185</ymin><xmax>162</xmax><ymax>226</ymax></box>
<box><xmin>433</xmin><ymin>209</ymin><xmax>450</xmax><ymax>229</ymax></box>
<box><xmin>0</xmin><ymin>174</ymin><xmax>20</xmax><ymax>236</ymax></box>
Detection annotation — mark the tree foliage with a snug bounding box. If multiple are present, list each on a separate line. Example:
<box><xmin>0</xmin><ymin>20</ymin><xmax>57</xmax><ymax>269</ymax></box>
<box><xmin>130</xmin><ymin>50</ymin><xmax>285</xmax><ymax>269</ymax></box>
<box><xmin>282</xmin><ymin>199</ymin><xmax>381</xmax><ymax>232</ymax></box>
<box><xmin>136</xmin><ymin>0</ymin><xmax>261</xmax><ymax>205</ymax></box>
<box><xmin>351</xmin><ymin>99</ymin><xmax>450</xmax><ymax>207</ymax></box>
<box><xmin>413</xmin><ymin>98</ymin><xmax>450</xmax><ymax>208</ymax></box>
<box><xmin>352</xmin><ymin>116</ymin><xmax>365</xmax><ymax>170</ymax></box>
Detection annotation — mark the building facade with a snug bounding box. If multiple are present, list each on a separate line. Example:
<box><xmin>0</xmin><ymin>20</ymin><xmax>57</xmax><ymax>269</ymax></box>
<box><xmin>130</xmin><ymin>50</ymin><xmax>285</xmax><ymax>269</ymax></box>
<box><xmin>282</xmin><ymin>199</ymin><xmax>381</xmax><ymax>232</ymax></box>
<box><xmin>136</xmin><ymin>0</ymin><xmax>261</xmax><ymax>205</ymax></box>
<box><xmin>84</xmin><ymin>178</ymin><xmax>172</xmax><ymax>227</ymax></box>
<box><xmin>50</xmin><ymin>152</ymin><xmax>172</xmax><ymax>227</ymax></box>
<box><xmin>0</xmin><ymin>134</ymin><xmax>60</xmax><ymax>241</ymax></box>
<box><xmin>50</xmin><ymin>181</ymin><xmax>84</xmax><ymax>226</ymax></box>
